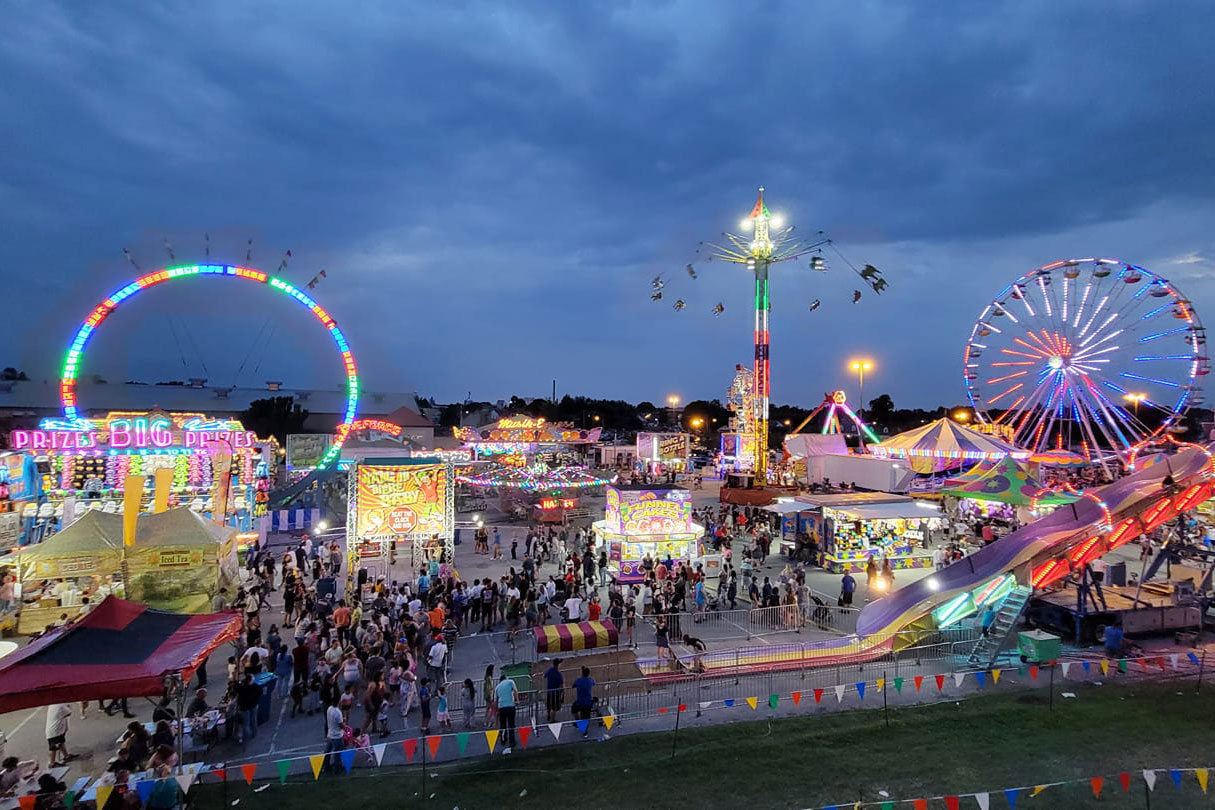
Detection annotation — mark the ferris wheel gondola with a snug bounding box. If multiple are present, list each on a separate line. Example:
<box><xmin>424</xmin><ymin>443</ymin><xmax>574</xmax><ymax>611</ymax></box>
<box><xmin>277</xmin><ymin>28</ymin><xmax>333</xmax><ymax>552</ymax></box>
<box><xmin>963</xmin><ymin>258</ymin><xmax>1207</xmax><ymax>464</ymax></box>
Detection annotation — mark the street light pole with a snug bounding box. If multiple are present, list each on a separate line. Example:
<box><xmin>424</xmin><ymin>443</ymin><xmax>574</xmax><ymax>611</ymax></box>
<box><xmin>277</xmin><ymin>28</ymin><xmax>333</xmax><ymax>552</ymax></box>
<box><xmin>849</xmin><ymin>360</ymin><xmax>873</xmax><ymax>425</ymax></box>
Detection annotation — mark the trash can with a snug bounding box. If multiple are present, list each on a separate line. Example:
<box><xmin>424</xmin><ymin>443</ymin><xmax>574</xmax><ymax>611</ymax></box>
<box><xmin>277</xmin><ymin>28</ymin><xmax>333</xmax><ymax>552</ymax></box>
<box><xmin>253</xmin><ymin>672</ymin><xmax>277</xmax><ymax>725</ymax></box>
<box><xmin>1107</xmin><ymin>561</ymin><xmax>1127</xmax><ymax>587</ymax></box>
<box><xmin>1018</xmin><ymin>630</ymin><xmax>1061</xmax><ymax>664</ymax></box>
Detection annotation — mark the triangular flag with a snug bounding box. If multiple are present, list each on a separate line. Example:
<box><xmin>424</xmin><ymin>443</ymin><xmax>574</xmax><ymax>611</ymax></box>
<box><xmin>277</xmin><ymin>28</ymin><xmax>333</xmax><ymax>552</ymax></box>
<box><xmin>1117</xmin><ymin>659</ymin><xmax>1127</xmax><ymax>673</ymax></box>
<box><xmin>1030</xmin><ymin>786</ymin><xmax>1047</xmax><ymax>797</ymax></box>
<box><xmin>1004</xmin><ymin>787</ymin><xmax>1019</xmax><ymax>808</ymax></box>
<box><xmin>403</xmin><ymin>738</ymin><xmax>418</xmax><ymax>762</ymax></box>
<box><xmin>95</xmin><ymin>786</ymin><xmax>114</xmax><ymax>810</ymax></box>
<box><xmin>894</xmin><ymin>677</ymin><xmax>904</xmax><ymax>693</ymax></box>
<box><xmin>62</xmin><ymin>792</ymin><xmax>77</xmax><ymax>810</ymax></box>
<box><xmin>547</xmin><ymin>722</ymin><xmax>563</xmax><ymax>741</ymax></box>
<box><xmin>746</xmin><ymin>696</ymin><xmax>758</xmax><ymax>710</ymax></box>
<box><xmin>309</xmin><ymin>755</ymin><xmax>324</xmax><ymax>780</ymax></box>
<box><xmin>600</xmin><ymin>716</ymin><xmax>613</xmax><ymax>732</ymax></box>
<box><xmin>340</xmin><ymin>749</ymin><xmax>355</xmax><ymax>773</ymax></box>
<box><xmin>372</xmin><ymin>743</ymin><xmax>386</xmax><ymax>766</ymax></box>
<box><xmin>881</xmin><ymin>802</ymin><xmax>894</xmax><ymax>810</ymax></box>
<box><xmin>135</xmin><ymin>781</ymin><xmax>155</xmax><ymax>804</ymax></box>
<box><xmin>1188</xmin><ymin>651</ymin><xmax>1200</xmax><ymax>666</ymax></box>
<box><xmin>1058</xmin><ymin>663</ymin><xmax>1068</xmax><ymax>678</ymax></box>
<box><xmin>275</xmin><ymin>760</ymin><xmax>291</xmax><ymax>784</ymax></box>
<box><xmin>855</xmin><ymin>682</ymin><xmax>866</xmax><ymax>700</ymax></box>
<box><xmin>954</xmin><ymin>672</ymin><xmax>965</xmax><ymax>688</ymax></box>
<box><xmin>456</xmin><ymin>732</ymin><xmax>470</xmax><ymax>755</ymax></box>
<box><xmin>975</xmin><ymin>792</ymin><xmax>990</xmax><ymax>810</ymax></box>
<box><xmin>1099</xmin><ymin>659</ymin><xmax>1109</xmax><ymax>675</ymax></box>
<box><xmin>1170</xmin><ymin>654</ymin><xmax>1179</xmax><ymax>669</ymax></box>
<box><xmin>1197</xmin><ymin>768</ymin><xmax>1209</xmax><ymax>793</ymax></box>
<box><xmin>576</xmin><ymin>719</ymin><xmax>590</xmax><ymax>735</ymax></box>
<box><xmin>932</xmin><ymin>674</ymin><xmax>943</xmax><ymax>692</ymax></box>
<box><xmin>213</xmin><ymin>768</ymin><xmax>226</xmax><ymax>782</ymax></box>
<box><xmin>991</xmin><ymin>669</ymin><xmax>1002</xmax><ymax>685</ymax></box>
<box><xmin>678</xmin><ymin>703</ymin><xmax>687</xmax><ymax>713</ymax></box>
<box><xmin>768</xmin><ymin>694</ymin><xmax>779</xmax><ymax>709</ymax></box>
<box><xmin>1169</xmin><ymin>770</ymin><xmax>1183</xmax><ymax>788</ymax></box>
<box><xmin>792</xmin><ymin>691</ymin><xmax>802</xmax><ymax>705</ymax></box>
<box><xmin>724</xmin><ymin>699</ymin><xmax>735</xmax><ymax>708</ymax></box>
<box><xmin>1030</xmin><ymin>665</ymin><xmax>1040</xmax><ymax>680</ymax></box>
<box><xmin>519</xmin><ymin>725</ymin><xmax>532</xmax><ymax>747</ymax></box>
<box><xmin>1118</xmin><ymin>772</ymin><xmax>1130</xmax><ymax>792</ymax></box>
<box><xmin>1143</xmin><ymin>770</ymin><xmax>1156</xmax><ymax>791</ymax></box>
<box><xmin>1083</xmin><ymin>661</ymin><xmax>1092</xmax><ymax>673</ymax></box>
<box><xmin>833</xmin><ymin>684</ymin><xmax>845</xmax><ymax>703</ymax></box>
<box><xmin>975</xmin><ymin>671</ymin><xmax>986</xmax><ymax>688</ymax></box>
<box><xmin>658</xmin><ymin>707</ymin><xmax>668</xmax><ymax>714</ymax></box>
<box><xmin>1155</xmin><ymin>656</ymin><xmax>1165</xmax><ymax>670</ymax></box>
<box><xmin>876</xmin><ymin>678</ymin><xmax>885</xmax><ymax>692</ymax></box>
<box><xmin>485</xmin><ymin>729</ymin><xmax>500</xmax><ymax>752</ymax></box>
<box><xmin>1091</xmin><ymin>776</ymin><xmax>1103</xmax><ymax>798</ymax></box>
<box><xmin>426</xmin><ymin>736</ymin><xmax>442</xmax><ymax>759</ymax></box>
<box><xmin>945</xmin><ymin>796</ymin><xmax>959</xmax><ymax>810</ymax></box>
<box><xmin>914</xmin><ymin>675</ymin><xmax>924</xmax><ymax>692</ymax></box>
<box><xmin>813</xmin><ymin>689</ymin><xmax>823</xmax><ymax>704</ymax></box>
<box><xmin>914</xmin><ymin>799</ymin><xmax>927</xmax><ymax>810</ymax></box>
<box><xmin>175</xmin><ymin>771</ymin><xmax>195</xmax><ymax>794</ymax></box>
<box><xmin>241</xmin><ymin>764</ymin><xmax>257</xmax><ymax>785</ymax></box>
<box><xmin>699</xmin><ymin>701</ymin><xmax>713</xmax><ymax>709</ymax></box>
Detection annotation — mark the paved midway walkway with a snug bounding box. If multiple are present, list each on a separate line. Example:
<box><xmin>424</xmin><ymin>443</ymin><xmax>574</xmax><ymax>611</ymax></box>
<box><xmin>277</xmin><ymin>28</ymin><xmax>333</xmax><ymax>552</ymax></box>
<box><xmin>0</xmin><ymin>477</ymin><xmax>1188</xmax><ymax>781</ymax></box>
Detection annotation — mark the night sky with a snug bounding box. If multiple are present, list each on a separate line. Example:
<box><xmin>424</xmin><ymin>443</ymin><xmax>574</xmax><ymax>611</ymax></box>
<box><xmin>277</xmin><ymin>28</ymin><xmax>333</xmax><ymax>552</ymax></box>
<box><xmin>3</xmin><ymin>2</ymin><xmax>1213</xmax><ymax>410</ymax></box>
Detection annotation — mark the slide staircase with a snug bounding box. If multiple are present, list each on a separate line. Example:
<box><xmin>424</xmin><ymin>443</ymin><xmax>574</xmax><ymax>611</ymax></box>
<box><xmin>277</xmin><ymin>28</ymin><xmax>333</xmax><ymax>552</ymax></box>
<box><xmin>965</xmin><ymin>585</ymin><xmax>1031</xmax><ymax>668</ymax></box>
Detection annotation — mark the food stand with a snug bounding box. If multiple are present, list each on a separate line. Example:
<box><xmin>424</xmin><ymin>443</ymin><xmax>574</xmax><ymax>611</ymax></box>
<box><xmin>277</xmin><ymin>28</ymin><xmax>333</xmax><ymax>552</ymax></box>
<box><xmin>14</xmin><ymin>507</ymin><xmax>239</xmax><ymax>634</ymax></box>
<box><xmin>635</xmin><ymin>432</ymin><xmax>690</xmax><ymax>478</ymax></box>
<box><xmin>792</xmin><ymin>493</ymin><xmax>941</xmax><ymax>573</ymax></box>
<box><xmin>593</xmin><ymin>484</ymin><xmax>704</xmax><ymax>582</ymax></box>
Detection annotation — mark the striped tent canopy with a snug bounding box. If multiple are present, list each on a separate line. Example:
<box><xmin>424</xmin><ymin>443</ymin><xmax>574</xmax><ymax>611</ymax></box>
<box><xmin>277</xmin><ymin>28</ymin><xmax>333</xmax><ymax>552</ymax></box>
<box><xmin>534</xmin><ymin>620</ymin><xmax>618</xmax><ymax>654</ymax></box>
<box><xmin>870</xmin><ymin>418</ymin><xmax>1029</xmax><ymax>473</ymax></box>
<box><xmin>941</xmin><ymin>456</ymin><xmax>1079</xmax><ymax>507</ymax></box>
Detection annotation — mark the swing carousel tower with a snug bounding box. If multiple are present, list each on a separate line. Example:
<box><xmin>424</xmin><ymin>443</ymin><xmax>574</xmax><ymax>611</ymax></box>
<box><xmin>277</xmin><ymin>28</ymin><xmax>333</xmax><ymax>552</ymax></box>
<box><xmin>704</xmin><ymin>188</ymin><xmax>830</xmax><ymax>482</ymax></box>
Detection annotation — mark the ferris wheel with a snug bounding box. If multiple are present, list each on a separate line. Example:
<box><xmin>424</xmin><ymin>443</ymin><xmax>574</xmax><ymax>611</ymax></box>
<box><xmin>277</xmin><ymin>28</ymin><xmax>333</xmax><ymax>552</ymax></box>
<box><xmin>963</xmin><ymin>257</ymin><xmax>1209</xmax><ymax>461</ymax></box>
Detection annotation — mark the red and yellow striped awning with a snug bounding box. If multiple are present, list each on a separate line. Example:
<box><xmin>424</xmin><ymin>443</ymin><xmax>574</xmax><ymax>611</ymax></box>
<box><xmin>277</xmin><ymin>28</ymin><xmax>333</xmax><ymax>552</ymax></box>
<box><xmin>534</xmin><ymin>620</ymin><xmax>619</xmax><ymax>654</ymax></box>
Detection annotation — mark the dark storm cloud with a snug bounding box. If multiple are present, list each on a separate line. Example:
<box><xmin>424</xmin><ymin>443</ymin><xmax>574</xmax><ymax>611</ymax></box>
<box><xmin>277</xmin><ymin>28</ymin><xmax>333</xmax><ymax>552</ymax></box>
<box><xmin>1</xmin><ymin>1</ymin><xmax>1213</xmax><ymax>407</ymax></box>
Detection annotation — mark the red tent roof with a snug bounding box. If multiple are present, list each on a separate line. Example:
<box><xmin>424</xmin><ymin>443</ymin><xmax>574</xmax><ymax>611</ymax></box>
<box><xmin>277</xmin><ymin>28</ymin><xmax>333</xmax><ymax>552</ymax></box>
<box><xmin>0</xmin><ymin>597</ymin><xmax>241</xmax><ymax>713</ymax></box>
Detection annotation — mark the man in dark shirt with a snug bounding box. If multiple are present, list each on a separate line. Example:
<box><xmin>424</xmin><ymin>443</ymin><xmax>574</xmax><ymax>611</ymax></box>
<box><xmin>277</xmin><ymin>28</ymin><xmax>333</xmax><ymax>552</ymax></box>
<box><xmin>544</xmin><ymin>658</ymin><xmax>564</xmax><ymax>723</ymax></box>
<box><xmin>572</xmin><ymin>666</ymin><xmax>595</xmax><ymax>734</ymax></box>
<box><xmin>236</xmin><ymin>674</ymin><xmax>262</xmax><ymax>744</ymax></box>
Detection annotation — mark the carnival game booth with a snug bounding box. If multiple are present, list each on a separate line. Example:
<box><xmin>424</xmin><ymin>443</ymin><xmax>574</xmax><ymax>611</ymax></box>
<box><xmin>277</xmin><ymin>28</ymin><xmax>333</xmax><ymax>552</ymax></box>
<box><xmin>941</xmin><ymin>456</ymin><xmax>1079</xmax><ymax>525</ymax></box>
<box><xmin>15</xmin><ymin>507</ymin><xmax>240</xmax><ymax>633</ymax></box>
<box><xmin>593</xmin><ymin>484</ymin><xmax>704</xmax><ymax>583</ymax></box>
<box><xmin>636</xmin><ymin>432</ymin><xmax>690</xmax><ymax>478</ymax></box>
<box><xmin>869</xmin><ymin>417</ymin><xmax>1029</xmax><ymax>474</ymax></box>
<box><xmin>8</xmin><ymin>411</ymin><xmax>277</xmax><ymax>533</ymax></box>
<box><xmin>454</xmin><ymin>415</ymin><xmax>601</xmax><ymax>464</ymax></box>
<box><xmin>792</xmin><ymin>493</ymin><xmax>941</xmax><ymax>574</ymax></box>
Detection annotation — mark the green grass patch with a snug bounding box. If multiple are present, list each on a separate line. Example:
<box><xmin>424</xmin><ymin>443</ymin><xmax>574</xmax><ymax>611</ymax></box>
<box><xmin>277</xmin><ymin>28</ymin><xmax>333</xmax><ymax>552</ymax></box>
<box><xmin>190</xmin><ymin>680</ymin><xmax>1215</xmax><ymax>809</ymax></box>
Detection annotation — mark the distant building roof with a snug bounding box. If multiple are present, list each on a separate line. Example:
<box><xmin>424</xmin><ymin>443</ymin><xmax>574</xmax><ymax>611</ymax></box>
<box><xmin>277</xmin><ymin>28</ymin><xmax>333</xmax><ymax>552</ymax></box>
<box><xmin>0</xmin><ymin>379</ymin><xmax>420</xmax><ymax>421</ymax></box>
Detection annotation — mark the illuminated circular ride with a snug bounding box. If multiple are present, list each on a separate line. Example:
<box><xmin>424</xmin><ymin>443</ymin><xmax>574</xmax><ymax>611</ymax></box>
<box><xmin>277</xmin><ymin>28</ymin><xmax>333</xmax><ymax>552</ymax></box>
<box><xmin>964</xmin><ymin>258</ymin><xmax>1208</xmax><ymax>462</ymax></box>
<box><xmin>59</xmin><ymin>264</ymin><xmax>359</xmax><ymax>467</ymax></box>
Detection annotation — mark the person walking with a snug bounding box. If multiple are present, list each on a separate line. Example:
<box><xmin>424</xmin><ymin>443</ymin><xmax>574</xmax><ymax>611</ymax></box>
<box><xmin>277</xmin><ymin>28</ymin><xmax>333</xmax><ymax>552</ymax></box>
<box><xmin>571</xmin><ymin>666</ymin><xmax>596</xmax><ymax>736</ymax></box>
<box><xmin>324</xmin><ymin>698</ymin><xmax>344</xmax><ymax>774</ymax></box>
<box><xmin>495</xmin><ymin>673</ymin><xmax>519</xmax><ymax>753</ymax></box>
<box><xmin>544</xmin><ymin>658</ymin><xmax>564</xmax><ymax>723</ymax></box>
<box><xmin>44</xmin><ymin>703</ymin><xmax>72</xmax><ymax>767</ymax></box>
<box><xmin>236</xmin><ymin>673</ymin><xmax>262</xmax><ymax>743</ymax></box>
<box><xmin>839</xmin><ymin>572</ymin><xmax>856</xmax><ymax>607</ymax></box>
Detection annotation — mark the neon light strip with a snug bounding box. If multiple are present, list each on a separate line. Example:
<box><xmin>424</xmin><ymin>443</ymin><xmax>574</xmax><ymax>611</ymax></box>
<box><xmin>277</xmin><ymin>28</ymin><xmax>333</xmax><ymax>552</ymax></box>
<box><xmin>60</xmin><ymin>264</ymin><xmax>359</xmax><ymax>468</ymax></box>
<box><xmin>1138</xmin><ymin>326</ymin><xmax>1191</xmax><ymax>343</ymax></box>
<box><xmin>1119</xmin><ymin>372</ymin><xmax>1180</xmax><ymax>388</ymax></box>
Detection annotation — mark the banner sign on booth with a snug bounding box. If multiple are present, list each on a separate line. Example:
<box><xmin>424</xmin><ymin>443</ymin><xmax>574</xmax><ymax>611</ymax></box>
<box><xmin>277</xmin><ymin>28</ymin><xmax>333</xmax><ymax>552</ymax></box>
<box><xmin>354</xmin><ymin>463</ymin><xmax>448</xmax><ymax>540</ymax></box>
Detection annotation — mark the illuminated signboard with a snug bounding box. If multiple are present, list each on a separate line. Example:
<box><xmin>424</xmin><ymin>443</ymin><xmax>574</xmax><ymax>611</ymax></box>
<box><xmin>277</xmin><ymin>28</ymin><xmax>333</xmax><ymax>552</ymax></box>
<box><xmin>604</xmin><ymin>485</ymin><xmax>692</xmax><ymax>535</ymax></box>
<box><xmin>336</xmin><ymin>419</ymin><xmax>405</xmax><ymax>438</ymax></box>
<box><xmin>637</xmin><ymin>432</ymin><xmax>689</xmax><ymax>462</ymax></box>
<box><xmin>540</xmin><ymin>498</ymin><xmax>577</xmax><ymax>510</ymax></box>
<box><xmin>454</xmin><ymin>417</ymin><xmax>600</xmax><ymax>445</ymax></box>
<box><xmin>10</xmin><ymin>412</ymin><xmax>260</xmax><ymax>454</ymax></box>
<box><xmin>354</xmin><ymin>462</ymin><xmax>449</xmax><ymax>540</ymax></box>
